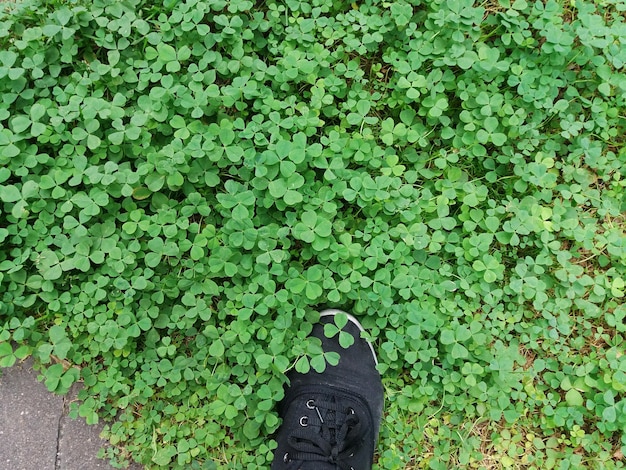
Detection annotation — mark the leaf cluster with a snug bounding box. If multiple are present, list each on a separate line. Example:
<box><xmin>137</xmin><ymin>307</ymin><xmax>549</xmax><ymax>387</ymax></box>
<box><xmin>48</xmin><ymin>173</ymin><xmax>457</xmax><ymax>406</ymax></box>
<box><xmin>1</xmin><ymin>0</ymin><xmax>626</xmax><ymax>468</ymax></box>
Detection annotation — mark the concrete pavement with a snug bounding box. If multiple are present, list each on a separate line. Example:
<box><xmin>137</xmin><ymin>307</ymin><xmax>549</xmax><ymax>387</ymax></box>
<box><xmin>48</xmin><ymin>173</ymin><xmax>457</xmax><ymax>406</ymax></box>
<box><xmin>0</xmin><ymin>357</ymin><xmax>144</xmax><ymax>470</ymax></box>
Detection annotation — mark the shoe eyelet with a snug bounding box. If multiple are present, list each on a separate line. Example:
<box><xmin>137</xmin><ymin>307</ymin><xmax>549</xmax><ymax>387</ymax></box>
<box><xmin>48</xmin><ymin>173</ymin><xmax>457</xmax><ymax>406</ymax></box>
<box><xmin>348</xmin><ymin>407</ymin><xmax>355</xmax><ymax>414</ymax></box>
<box><xmin>283</xmin><ymin>452</ymin><xmax>290</xmax><ymax>463</ymax></box>
<box><xmin>299</xmin><ymin>416</ymin><xmax>308</xmax><ymax>427</ymax></box>
<box><xmin>306</xmin><ymin>399</ymin><xmax>315</xmax><ymax>409</ymax></box>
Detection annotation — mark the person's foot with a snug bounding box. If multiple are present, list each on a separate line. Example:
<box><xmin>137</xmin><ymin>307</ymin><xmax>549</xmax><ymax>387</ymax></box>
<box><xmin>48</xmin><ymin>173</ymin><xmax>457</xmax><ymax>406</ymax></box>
<box><xmin>271</xmin><ymin>309</ymin><xmax>384</xmax><ymax>470</ymax></box>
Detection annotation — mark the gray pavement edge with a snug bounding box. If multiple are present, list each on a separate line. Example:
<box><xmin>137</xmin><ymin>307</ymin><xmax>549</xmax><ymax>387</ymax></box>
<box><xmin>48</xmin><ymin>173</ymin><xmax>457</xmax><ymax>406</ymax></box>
<box><xmin>0</xmin><ymin>357</ymin><xmax>144</xmax><ymax>470</ymax></box>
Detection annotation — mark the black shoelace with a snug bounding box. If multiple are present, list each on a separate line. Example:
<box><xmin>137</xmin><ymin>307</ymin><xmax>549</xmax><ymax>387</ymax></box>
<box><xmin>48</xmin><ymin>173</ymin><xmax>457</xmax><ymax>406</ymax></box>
<box><xmin>284</xmin><ymin>397</ymin><xmax>363</xmax><ymax>470</ymax></box>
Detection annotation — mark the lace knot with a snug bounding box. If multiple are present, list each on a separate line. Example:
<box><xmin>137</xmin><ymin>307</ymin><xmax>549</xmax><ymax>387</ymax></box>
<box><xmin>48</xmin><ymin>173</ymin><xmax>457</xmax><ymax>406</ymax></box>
<box><xmin>285</xmin><ymin>396</ymin><xmax>363</xmax><ymax>470</ymax></box>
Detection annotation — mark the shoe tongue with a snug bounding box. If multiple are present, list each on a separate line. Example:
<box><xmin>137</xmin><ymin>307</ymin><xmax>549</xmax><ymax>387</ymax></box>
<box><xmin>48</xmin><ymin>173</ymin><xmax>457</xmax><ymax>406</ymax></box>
<box><xmin>298</xmin><ymin>463</ymin><xmax>336</xmax><ymax>470</ymax></box>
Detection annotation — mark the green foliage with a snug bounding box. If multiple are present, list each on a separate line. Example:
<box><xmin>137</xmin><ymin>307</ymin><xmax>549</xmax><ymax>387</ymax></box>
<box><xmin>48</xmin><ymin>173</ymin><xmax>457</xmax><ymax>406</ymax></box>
<box><xmin>1</xmin><ymin>0</ymin><xmax>626</xmax><ymax>468</ymax></box>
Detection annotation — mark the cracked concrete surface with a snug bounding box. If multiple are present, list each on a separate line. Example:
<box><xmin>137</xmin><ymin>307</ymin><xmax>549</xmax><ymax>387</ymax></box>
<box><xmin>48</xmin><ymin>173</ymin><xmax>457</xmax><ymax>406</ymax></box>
<box><xmin>0</xmin><ymin>358</ymin><xmax>142</xmax><ymax>470</ymax></box>
<box><xmin>55</xmin><ymin>384</ymin><xmax>125</xmax><ymax>470</ymax></box>
<box><xmin>0</xmin><ymin>358</ymin><xmax>62</xmax><ymax>470</ymax></box>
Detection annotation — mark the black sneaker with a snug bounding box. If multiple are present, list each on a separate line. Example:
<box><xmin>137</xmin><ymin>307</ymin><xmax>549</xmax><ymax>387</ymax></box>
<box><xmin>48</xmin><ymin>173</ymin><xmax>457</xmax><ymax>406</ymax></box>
<box><xmin>271</xmin><ymin>309</ymin><xmax>384</xmax><ymax>470</ymax></box>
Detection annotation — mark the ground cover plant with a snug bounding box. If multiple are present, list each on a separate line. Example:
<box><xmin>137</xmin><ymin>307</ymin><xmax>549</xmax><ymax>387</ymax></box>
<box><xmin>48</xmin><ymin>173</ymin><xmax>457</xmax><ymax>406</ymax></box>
<box><xmin>1</xmin><ymin>0</ymin><xmax>625</xmax><ymax>467</ymax></box>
